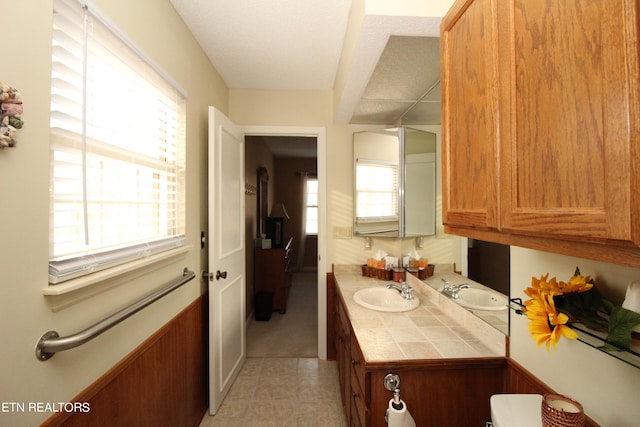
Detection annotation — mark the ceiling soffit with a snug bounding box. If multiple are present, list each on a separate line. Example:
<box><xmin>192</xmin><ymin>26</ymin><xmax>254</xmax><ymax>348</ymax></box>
<box><xmin>334</xmin><ymin>15</ymin><xmax>443</xmax><ymax>125</ymax></box>
<box><xmin>351</xmin><ymin>36</ymin><xmax>441</xmax><ymax>125</ymax></box>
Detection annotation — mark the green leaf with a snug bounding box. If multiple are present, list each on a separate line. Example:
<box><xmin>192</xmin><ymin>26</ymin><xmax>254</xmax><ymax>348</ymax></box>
<box><xmin>602</xmin><ymin>298</ymin><xmax>615</xmax><ymax>314</ymax></box>
<box><xmin>555</xmin><ymin>287</ymin><xmax>606</xmax><ymax>316</ymax></box>
<box><xmin>606</xmin><ymin>306</ymin><xmax>640</xmax><ymax>350</ymax></box>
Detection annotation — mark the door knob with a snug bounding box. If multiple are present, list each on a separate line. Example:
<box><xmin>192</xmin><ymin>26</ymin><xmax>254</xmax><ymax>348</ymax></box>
<box><xmin>216</xmin><ymin>270</ymin><xmax>227</xmax><ymax>280</ymax></box>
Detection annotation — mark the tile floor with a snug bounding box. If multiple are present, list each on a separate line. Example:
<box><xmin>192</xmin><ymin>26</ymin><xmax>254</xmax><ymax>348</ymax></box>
<box><xmin>199</xmin><ymin>357</ymin><xmax>347</xmax><ymax>427</ymax></box>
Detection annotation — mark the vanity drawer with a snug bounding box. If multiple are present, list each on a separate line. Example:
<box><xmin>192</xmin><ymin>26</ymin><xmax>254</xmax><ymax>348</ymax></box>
<box><xmin>350</xmin><ymin>333</ymin><xmax>366</xmax><ymax>390</ymax></box>
<box><xmin>350</xmin><ymin>366</ymin><xmax>367</xmax><ymax>427</ymax></box>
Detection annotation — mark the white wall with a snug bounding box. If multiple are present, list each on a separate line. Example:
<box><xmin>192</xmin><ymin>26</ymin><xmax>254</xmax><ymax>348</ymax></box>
<box><xmin>510</xmin><ymin>247</ymin><xmax>640</xmax><ymax>426</ymax></box>
<box><xmin>230</xmin><ymin>92</ymin><xmax>461</xmax><ymax>268</ymax></box>
<box><xmin>0</xmin><ymin>1</ymin><xmax>226</xmax><ymax>426</ymax></box>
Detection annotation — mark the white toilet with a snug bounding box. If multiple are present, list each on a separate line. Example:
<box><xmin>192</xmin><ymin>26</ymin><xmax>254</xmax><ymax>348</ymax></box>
<box><xmin>490</xmin><ymin>394</ymin><xmax>543</xmax><ymax>427</ymax></box>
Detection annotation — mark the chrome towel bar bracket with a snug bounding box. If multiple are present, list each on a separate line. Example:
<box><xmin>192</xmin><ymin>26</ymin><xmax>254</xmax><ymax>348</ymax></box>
<box><xmin>36</xmin><ymin>268</ymin><xmax>196</xmax><ymax>361</ymax></box>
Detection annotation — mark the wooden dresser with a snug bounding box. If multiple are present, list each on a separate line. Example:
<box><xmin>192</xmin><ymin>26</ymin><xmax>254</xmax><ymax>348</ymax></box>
<box><xmin>254</xmin><ymin>237</ymin><xmax>293</xmax><ymax>313</ymax></box>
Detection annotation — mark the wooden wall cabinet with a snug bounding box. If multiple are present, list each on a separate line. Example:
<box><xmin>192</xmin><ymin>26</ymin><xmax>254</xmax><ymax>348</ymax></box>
<box><xmin>441</xmin><ymin>0</ymin><xmax>501</xmax><ymax>233</ymax></box>
<box><xmin>441</xmin><ymin>0</ymin><xmax>640</xmax><ymax>267</ymax></box>
<box><xmin>254</xmin><ymin>238</ymin><xmax>293</xmax><ymax>313</ymax></box>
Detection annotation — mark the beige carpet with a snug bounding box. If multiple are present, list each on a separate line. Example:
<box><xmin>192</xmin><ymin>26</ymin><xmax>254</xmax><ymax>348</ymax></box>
<box><xmin>247</xmin><ymin>271</ymin><xmax>318</xmax><ymax>357</ymax></box>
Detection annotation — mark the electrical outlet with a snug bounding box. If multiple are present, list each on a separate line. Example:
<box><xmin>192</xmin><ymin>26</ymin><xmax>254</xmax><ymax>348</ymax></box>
<box><xmin>364</xmin><ymin>237</ymin><xmax>372</xmax><ymax>249</ymax></box>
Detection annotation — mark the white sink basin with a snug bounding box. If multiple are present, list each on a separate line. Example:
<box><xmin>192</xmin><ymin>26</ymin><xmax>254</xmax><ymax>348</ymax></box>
<box><xmin>353</xmin><ymin>287</ymin><xmax>420</xmax><ymax>312</ymax></box>
<box><xmin>450</xmin><ymin>287</ymin><xmax>508</xmax><ymax>311</ymax></box>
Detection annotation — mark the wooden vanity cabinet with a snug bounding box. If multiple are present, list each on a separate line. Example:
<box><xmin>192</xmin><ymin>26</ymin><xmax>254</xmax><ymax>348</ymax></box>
<box><xmin>335</xmin><ymin>296</ymin><xmax>353</xmax><ymax>423</ymax></box>
<box><xmin>349</xmin><ymin>333</ymin><xmax>367</xmax><ymax>427</ymax></box>
<box><xmin>254</xmin><ymin>238</ymin><xmax>293</xmax><ymax>313</ymax></box>
<box><xmin>334</xmin><ymin>287</ymin><xmax>506</xmax><ymax>427</ymax></box>
<box><xmin>368</xmin><ymin>361</ymin><xmax>506</xmax><ymax>427</ymax></box>
<box><xmin>336</xmin><ymin>293</ymin><xmax>368</xmax><ymax>426</ymax></box>
<box><xmin>441</xmin><ymin>0</ymin><xmax>640</xmax><ymax>267</ymax></box>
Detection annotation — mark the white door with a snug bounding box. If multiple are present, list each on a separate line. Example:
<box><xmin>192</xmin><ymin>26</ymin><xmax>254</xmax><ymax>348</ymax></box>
<box><xmin>208</xmin><ymin>107</ymin><xmax>245</xmax><ymax>414</ymax></box>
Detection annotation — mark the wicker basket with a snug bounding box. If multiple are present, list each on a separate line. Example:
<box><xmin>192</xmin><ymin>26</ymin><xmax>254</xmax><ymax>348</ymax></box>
<box><xmin>361</xmin><ymin>265</ymin><xmax>392</xmax><ymax>280</ymax></box>
<box><xmin>418</xmin><ymin>264</ymin><xmax>435</xmax><ymax>279</ymax></box>
<box><xmin>541</xmin><ymin>394</ymin><xmax>585</xmax><ymax>427</ymax></box>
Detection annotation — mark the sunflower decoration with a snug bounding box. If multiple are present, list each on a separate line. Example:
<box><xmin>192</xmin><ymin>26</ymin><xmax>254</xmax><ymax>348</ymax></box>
<box><xmin>525</xmin><ymin>291</ymin><xmax>578</xmax><ymax>351</ymax></box>
<box><xmin>523</xmin><ymin>267</ymin><xmax>605</xmax><ymax>352</ymax></box>
<box><xmin>523</xmin><ymin>267</ymin><xmax>640</xmax><ymax>353</ymax></box>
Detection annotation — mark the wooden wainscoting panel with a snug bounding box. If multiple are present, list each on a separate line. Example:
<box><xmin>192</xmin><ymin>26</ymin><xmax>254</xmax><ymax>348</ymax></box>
<box><xmin>41</xmin><ymin>295</ymin><xmax>208</xmax><ymax>427</ymax></box>
<box><xmin>507</xmin><ymin>359</ymin><xmax>600</xmax><ymax>427</ymax></box>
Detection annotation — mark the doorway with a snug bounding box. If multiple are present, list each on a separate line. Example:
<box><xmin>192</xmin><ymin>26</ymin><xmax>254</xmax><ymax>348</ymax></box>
<box><xmin>242</xmin><ymin>126</ymin><xmax>327</xmax><ymax>359</ymax></box>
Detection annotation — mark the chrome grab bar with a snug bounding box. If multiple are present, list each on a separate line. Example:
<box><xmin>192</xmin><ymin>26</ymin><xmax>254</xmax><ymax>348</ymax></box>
<box><xmin>36</xmin><ymin>268</ymin><xmax>196</xmax><ymax>361</ymax></box>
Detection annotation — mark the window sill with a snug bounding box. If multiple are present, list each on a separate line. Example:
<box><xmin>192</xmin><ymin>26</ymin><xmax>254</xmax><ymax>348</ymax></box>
<box><xmin>43</xmin><ymin>245</ymin><xmax>192</xmax><ymax>297</ymax></box>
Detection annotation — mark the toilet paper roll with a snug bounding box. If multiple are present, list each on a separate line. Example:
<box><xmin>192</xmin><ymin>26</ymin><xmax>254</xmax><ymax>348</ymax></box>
<box><xmin>387</xmin><ymin>399</ymin><xmax>416</xmax><ymax>427</ymax></box>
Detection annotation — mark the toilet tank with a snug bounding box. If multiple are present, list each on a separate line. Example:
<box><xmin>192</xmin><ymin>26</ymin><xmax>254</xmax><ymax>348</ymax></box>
<box><xmin>490</xmin><ymin>394</ymin><xmax>542</xmax><ymax>427</ymax></box>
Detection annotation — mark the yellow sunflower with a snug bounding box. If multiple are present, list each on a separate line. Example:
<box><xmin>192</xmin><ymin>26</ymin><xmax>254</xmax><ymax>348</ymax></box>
<box><xmin>523</xmin><ymin>273</ymin><xmax>563</xmax><ymax>300</ymax></box>
<box><xmin>558</xmin><ymin>270</ymin><xmax>594</xmax><ymax>294</ymax></box>
<box><xmin>525</xmin><ymin>292</ymin><xmax>578</xmax><ymax>351</ymax></box>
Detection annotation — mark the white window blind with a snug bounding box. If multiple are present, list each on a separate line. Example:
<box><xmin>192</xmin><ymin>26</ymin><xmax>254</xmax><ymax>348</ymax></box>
<box><xmin>355</xmin><ymin>159</ymin><xmax>399</xmax><ymax>222</ymax></box>
<box><xmin>48</xmin><ymin>0</ymin><xmax>187</xmax><ymax>284</ymax></box>
<box><xmin>305</xmin><ymin>178</ymin><xmax>318</xmax><ymax>234</ymax></box>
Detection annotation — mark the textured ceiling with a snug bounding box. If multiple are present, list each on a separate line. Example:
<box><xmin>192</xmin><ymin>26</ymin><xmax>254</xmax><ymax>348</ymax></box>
<box><xmin>169</xmin><ymin>1</ymin><xmax>442</xmax><ymax>155</ymax></box>
<box><xmin>169</xmin><ymin>0</ymin><xmax>352</xmax><ymax>90</ymax></box>
<box><xmin>351</xmin><ymin>36</ymin><xmax>441</xmax><ymax>125</ymax></box>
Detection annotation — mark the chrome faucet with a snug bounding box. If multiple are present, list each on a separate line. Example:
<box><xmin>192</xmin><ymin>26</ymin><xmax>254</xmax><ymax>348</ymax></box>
<box><xmin>387</xmin><ymin>281</ymin><xmax>414</xmax><ymax>300</ymax></box>
<box><xmin>441</xmin><ymin>279</ymin><xmax>470</xmax><ymax>300</ymax></box>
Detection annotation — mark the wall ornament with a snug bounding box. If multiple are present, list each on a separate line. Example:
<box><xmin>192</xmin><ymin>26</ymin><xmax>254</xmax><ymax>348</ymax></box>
<box><xmin>0</xmin><ymin>81</ymin><xmax>24</xmax><ymax>148</ymax></box>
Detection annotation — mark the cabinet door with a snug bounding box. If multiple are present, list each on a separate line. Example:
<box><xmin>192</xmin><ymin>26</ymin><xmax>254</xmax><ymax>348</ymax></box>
<box><xmin>336</xmin><ymin>299</ymin><xmax>352</xmax><ymax>422</ymax></box>
<box><xmin>349</xmin><ymin>333</ymin><xmax>367</xmax><ymax>426</ymax></box>
<box><xmin>499</xmin><ymin>0</ymin><xmax>640</xmax><ymax>246</ymax></box>
<box><xmin>441</xmin><ymin>0</ymin><xmax>501</xmax><ymax>231</ymax></box>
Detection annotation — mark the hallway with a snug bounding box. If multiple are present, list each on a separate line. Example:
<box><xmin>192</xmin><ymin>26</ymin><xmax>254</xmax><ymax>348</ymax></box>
<box><xmin>247</xmin><ymin>271</ymin><xmax>318</xmax><ymax>357</ymax></box>
<box><xmin>200</xmin><ymin>272</ymin><xmax>347</xmax><ymax>426</ymax></box>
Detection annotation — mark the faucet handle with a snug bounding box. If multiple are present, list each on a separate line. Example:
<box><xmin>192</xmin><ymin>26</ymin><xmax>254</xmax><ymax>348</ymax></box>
<box><xmin>441</xmin><ymin>278</ymin><xmax>451</xmax><ymax>290</ymax></box>
<box><xmin>400</xmin><ymin>282</ymin><xmax>413</xmax><ymax>299</ymax></box>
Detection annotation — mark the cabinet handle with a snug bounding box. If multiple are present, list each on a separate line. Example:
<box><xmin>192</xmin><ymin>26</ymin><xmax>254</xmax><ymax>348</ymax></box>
<box><xmin>351</xmin><ymin>359</ymin><xmax>359</xmax><ymax>367</ymax></box>
<box><xmin>352</xmin><ymin>391</ymin><xmax>359</xmax><ymax>400</ymax></box>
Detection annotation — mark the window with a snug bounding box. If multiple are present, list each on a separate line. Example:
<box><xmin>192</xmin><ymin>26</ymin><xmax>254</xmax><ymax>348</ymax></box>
<box><xmin>305</xmin><ymin>178</ymin><xmax>318</xmax><ymax>235</ymax></box>
<box><xmin>355</xmin><ymin>160</ymin><xmax>399</xmax><ymax>222</ymax></box>
<box><xmin>48</xmin><ymin>0</ymin><xmax>187</xmax><ymax>284</ymax></box>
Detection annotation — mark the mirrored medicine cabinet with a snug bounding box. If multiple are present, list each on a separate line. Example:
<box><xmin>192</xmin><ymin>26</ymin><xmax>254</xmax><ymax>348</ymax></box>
<box><xmin>353</xmin><ymin>127</ymin><xmax>436</xmax><ymax>238</ymax></box>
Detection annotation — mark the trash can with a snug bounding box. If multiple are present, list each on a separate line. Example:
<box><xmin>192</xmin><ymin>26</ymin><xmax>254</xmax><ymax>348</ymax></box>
<box><xmin>254</xmin><ymin>292</ymin><xmax>273</xmax><ymax>321</ymax></box>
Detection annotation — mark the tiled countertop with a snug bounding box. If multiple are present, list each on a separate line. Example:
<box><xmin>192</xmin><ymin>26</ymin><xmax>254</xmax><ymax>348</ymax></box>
<box><xmin>333</xmin><ymin>264</ymin><xmax>507</xmax><ymax>363</ymax></box>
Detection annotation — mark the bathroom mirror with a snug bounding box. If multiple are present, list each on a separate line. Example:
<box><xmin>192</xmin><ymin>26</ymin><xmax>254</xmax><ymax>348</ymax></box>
<box><xmin>353</xmin><ymin>127</ymin><xmax>436</xmax><ymax>237</ymax></box>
